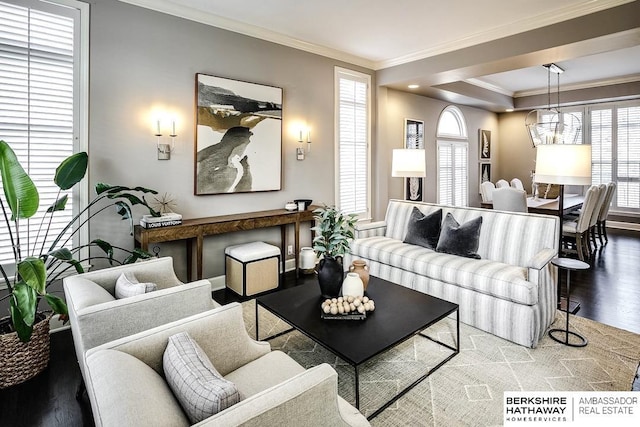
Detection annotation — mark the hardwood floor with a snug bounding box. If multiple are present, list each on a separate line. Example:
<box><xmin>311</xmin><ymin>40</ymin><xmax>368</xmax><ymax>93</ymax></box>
<box><xmin>0</xmin><ymin>228</ymin><xmax>638</xmax><ymax>426</ymax></box>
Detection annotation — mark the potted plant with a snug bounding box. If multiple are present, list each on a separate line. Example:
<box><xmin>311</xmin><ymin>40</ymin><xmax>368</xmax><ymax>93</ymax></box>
<box><xmin>311</xmin><ymin>205</ymin><xmax>357</xmax><ymax>298</ymax></box>
<box><xmin>0</xmin><ymin>140</ymin><xmax>159</xmax><ymax>388</ymax></box>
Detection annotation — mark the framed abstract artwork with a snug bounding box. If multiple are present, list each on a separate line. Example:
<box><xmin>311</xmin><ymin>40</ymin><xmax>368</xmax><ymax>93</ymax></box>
<box><xmin>195</xmin><ymin>73</ymin><xmax>282</xmax><ymax>195</ymax></box>
<box><xmin>404</xmin><ymin>118</ymin><xmax>424</xmax><ymax>201</ymax></box>
<box><xmin>479</xmin><ymin>129</ymin><xmax>491</xmax><ymax>160</ymax></box>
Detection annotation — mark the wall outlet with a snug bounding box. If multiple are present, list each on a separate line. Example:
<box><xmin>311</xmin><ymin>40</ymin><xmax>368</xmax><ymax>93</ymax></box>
<box><xmin>287</xmin><ymin>245</ymin><xmax>294</xmax><ymax>255</ymax></box>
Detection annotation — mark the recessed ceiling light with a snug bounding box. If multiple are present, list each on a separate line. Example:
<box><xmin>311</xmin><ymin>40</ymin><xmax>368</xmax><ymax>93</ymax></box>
<box><xmin>408</xmin><ymin>84</ymin><xmax>419</xmax><ymax>89</ymax></box>
<box><xmin>506</xmin><ymin>108</ymin><xmax>514</xmax><ymax>112</ymax></box>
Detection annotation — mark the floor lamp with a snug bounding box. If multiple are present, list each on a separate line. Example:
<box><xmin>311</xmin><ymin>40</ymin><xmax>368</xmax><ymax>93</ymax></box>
<box><xmin>535</xmin><ymin>144</ymin><xmax>592</xmax><ymax>310</ymax></box>
<box><xmin>392</xmin><ymin>148</ymin><xmax>426</xmax><ymax>201</ymax></box>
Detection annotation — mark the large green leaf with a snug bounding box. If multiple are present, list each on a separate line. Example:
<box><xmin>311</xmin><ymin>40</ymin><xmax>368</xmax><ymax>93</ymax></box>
<box><xmin>54</xmin><ymin>152</ymin><xmax>88</xmax><ymax>190</ymax></box>
<box><xmin>46</xmin><ymin>194</ymin><xmax>68</xmax><ymax>213</ymax></box>
<box><xmin>44</xmin><ymin>293</ymin><xmax>68</xmax><ymax>315</ymax></box>
<box><xmin>10</xmin><ymin>298</ymin><xmax>33</xmax><ymax>342</ymax></box>
<box><xmin>17</xmin><ymin>257</ymin><xmax>46</xmax><ymax>294</ymax></box>
<box><xmin>0</xmin><ymin>140</ymin><xmax>39</xmax><ymax>219</ymax></box>
<box><xmin>92</xmin><ymin>239</ymin><xmax>114</xmax><ymax>264</ymax></box>
<box><xmin>12</xmin><ymin>281</ymin><xmax>37</xmax><ymax>326</ymax></box>
<box><xmin>48</xmin><ymin>248</ymin><xmax>83</xmax><ymax>273</ymax></box>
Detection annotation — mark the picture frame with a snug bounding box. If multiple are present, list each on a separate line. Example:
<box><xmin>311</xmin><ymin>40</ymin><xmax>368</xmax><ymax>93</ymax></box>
<box><xmin>479</xmin><ymin>129</ymin><xmax>491</xmax><ymax>160</ymax></box>
<box><xmin>479</xmin><ymin>163</ymin><xmax>491</xmax><ymax>193</ymax></box>
<box><xmin>195</xmin><ymin>73</ymin><xmax>282</xmax><ymax>195</ymax></box>
<box><xmin>404</xmin><ymin>118</ymin><xmax>424</xmax><ymax>201</ymax></box>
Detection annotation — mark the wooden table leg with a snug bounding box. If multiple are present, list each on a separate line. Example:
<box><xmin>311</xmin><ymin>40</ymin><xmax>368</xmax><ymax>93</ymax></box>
<box><xmin>186</xmin><ymin>238</ymin><xmax>193</xmax><ymax>282</ymax></box>
<box><xmin>280</xmin><ymin>225</ymin><xmax>287</xmax><ymax>274</ymax></box>
<box><xmin>295</xmin><ymin>219</ymin><xmax>301</xmax><ymax>278</ymax></box>
<box><xmin>196</xmin><ymin>234</ymin><xmax>203</xmax><ymax>280</ymax></box>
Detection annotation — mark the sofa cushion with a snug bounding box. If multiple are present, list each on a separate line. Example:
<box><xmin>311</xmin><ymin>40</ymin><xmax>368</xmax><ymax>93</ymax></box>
<box><xmin>350</xmin><ymin>237</ymin><xmax>536</xmax><ymax>305</ymax></box>
<box><xmin>403</xmin><ymin>207</ymin><xmax>442</xmax><ymax>249</ymax></box>
<box><xmin>115</xmin><ymin>272</ymin><xmax>157</xmax><ymax>299</ymax></box>
<box><xmin>163</xmin><ymin>331</ymin><xmax>240</xmax><ymax>423</ymax></box>
<box><xmin>436</xmin><ymin>213</ymin><xmax>482</xmax><ymax>259</ymax></box>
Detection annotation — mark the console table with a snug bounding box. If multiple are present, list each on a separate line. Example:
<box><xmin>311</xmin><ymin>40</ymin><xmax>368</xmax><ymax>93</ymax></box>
<box><xmin>134</xmin><ymin>207</ymin><xmax>317</xmax><ymax>281</ymax></box>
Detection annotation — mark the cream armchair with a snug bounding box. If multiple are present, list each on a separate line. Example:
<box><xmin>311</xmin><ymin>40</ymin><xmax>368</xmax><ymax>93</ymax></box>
<box><xmin>84</xmin><ymin>303</ymin><xmax>370</xmax><ymax>427</ymax></box>
<box><xmin>63</xmin><ymin>257</ymin><xmax>218</xmax><ymax>380</ymax></box>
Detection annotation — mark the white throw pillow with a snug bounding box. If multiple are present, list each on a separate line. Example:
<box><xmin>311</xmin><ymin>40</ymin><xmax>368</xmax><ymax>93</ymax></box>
<box><xmin>114</xmin><ymin>271</ymin><xmax>157</xmax><ymax>299</ymax></box>
<box><xmin>163</xmin><ymin>332</ymin><xmax>240</xmax><ymax>423</ymax></box>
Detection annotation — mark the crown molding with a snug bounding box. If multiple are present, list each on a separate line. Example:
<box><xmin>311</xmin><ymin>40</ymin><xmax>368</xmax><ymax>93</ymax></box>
<box><xmin>119</xmin><ymin>0</ymin><xmax>633</xmax><ymax>71</ymax></box>
<box><xmin>514</xmin><ymin>74</ymin><xmax>640</xmax><ymax>97</ymax></box>
<box><xmin>374</xmin><ymin>0</ymin><xmax>635</xmax><ymax>69</ymax></box>
<box><xmin>464</xmin><ymin>78</ymin><xmax>515</xmax><ymax>97</ymax></box>
<box><xmin>118</xmin><ymin>0</ymin><xmax>375</xmax><ymax>69</ymax></box>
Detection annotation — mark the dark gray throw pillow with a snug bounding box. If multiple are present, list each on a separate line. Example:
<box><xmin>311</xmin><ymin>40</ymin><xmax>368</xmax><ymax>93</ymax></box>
<box><xmin>435</xmin><ymin>213</ymin><xmax>482</xmax><ymax>259</ymax></box>
<box><xmin>403</xmin><ymin>207</ymin><xmax>442</xmax><ymax>249</ymax></box>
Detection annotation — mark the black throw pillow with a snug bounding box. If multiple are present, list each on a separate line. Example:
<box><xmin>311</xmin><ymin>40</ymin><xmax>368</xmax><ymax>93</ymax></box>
<box><xmin>435</xmin><ymin>213</ymin><xmax>482</xmax><ymax>259</ymax></box>
<box><xmin>403</xmin><ymin>207</ymin><xmax>442</xmax><ymax>250</ymax></box>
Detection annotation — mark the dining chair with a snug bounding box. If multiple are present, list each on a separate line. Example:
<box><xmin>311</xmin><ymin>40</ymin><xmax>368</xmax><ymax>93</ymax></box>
<box><xmin>562</xmin><ymin>185</ymin><xmax>601</xmax><ymax>262</ymax></box>
<box><xmin>510</xmin><ymin>178</ymin><xmax>525</xmax><ymax>191</ymax></box>
<box><xmin>480</xmin><ymin>180</ymin><xmax>496</xmax><ymax>202</ymax></box>
<box><xmin>496</xmin><ymin>179</ymin><xmax>509</xmax><ymax>188</ymax></box>
<box><xmin>597</xmin><ymin>182</ymin><xmax>617</xmax><ymax>245</ymax></box>
<box><xmin>492</xmin><ymin>187</ymin><xmax>528</xmax><ymax>213</ymax></box>
<box><xmin>588</xmin><ymin>183</ymin><xmax>608</xmax><ymax>251</ymax></box>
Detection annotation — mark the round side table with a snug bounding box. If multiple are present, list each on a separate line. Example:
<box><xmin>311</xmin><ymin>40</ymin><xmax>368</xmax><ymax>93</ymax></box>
<box><xmin>548</xmin><ymin>257</ymin><xmax>590</xmax><ymax>347</ymax></box>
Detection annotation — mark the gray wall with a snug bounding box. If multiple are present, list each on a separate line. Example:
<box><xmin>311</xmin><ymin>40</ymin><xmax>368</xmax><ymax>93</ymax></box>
<box><xmin>86</xmin><ymin>0</ymin><xmax>374</xmax><ymax>280</ymax></box>
<box><xmin>374</xmin><ymin>87</ymin><xmax>498</xmax><ymax>219</ymax></box>
<box><xmin>496</xmin><ymin>111</ymin><xmax>536</xmax><ymax>194</ymax></box>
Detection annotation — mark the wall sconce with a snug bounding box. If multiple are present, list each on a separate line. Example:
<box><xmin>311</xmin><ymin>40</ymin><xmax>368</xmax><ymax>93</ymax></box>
<box><xmin>155</xmin><ymin>119</ymin><xmax>177</xmax><ymax>160</ymax></box>
<box><xmin>296</xmin><ymin>128</ymin><xmax>311</xmax><ymax>161</ymax></box>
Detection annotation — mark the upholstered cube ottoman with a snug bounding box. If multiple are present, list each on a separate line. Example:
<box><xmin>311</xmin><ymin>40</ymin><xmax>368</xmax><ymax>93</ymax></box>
<box><xmin>225</xmin><ymin>241</ymin><xmax>281</xmax><ymax>296</ymax></box>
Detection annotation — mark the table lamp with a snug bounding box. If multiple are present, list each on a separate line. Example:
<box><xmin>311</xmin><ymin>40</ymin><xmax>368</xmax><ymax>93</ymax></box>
<box><xmin>535</xmin><ymin>143</ymin><xmax>591</xmax><ymax>310</ymax></box>
<box><xmin>392</xmin><ymin>148</ymin><xmax>426</xmax><ymax>201</ymax></box>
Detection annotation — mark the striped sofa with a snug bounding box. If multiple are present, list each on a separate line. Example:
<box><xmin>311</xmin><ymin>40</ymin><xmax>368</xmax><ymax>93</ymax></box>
<box><xmin>345</xmin><ymin>200</ymin><xmax>559</xmax><ymax>348</ymax></box>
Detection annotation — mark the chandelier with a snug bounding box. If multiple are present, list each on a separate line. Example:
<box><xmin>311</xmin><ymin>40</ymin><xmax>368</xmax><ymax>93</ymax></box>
<box><xmin>525</xmin><ymin>63</ymin><xmax>581</xmax><ymax>147</ymax></box>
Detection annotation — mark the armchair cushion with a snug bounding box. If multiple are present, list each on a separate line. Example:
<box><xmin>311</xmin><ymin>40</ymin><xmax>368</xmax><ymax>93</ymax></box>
<box><xmin>164</xmin><ymin>332</ymin><xmax>239</xmax><ymax>423</ymax></box>
<box><xmin>115</xmin><ymin>272</ymin><xmax>157</xmax><ymax>299</ymax></box>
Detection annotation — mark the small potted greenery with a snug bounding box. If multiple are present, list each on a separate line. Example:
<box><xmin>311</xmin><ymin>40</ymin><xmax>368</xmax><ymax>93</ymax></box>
<box><xmin>0</xmin><ymin>140</ymin><xmax>158</xmax><ymax>388</ymax></box>
<box><xmin>311</xmin><ymin>205</ymin><xmax>357</xmax><ymax>298</ymax></box>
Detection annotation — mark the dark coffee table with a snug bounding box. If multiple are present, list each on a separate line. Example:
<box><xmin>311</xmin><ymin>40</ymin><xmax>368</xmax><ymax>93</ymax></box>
<box><xmin>255</xmin><ymin>276</ymin><xmax>459</xmax><ymax>420</ymax></box>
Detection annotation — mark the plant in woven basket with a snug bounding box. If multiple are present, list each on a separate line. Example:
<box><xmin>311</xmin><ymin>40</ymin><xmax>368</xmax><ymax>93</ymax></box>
<box><xmin>0</xmin><ymin>140</ymin><xmax>160</xmax><ymax>346</ymax></box>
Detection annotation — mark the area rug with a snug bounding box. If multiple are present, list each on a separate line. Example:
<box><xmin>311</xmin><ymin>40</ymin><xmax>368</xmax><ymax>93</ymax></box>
<box><xmin>241</xmin><ymin>300</ymin><xmax>640</xmax><ymax>426</ymax></box>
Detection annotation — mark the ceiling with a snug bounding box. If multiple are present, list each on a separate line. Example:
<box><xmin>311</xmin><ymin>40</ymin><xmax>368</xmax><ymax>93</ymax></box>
<box><xmin>122</xmin><ymin>0</ymin><xmax>640</xmax><ymax>111</ymax></box>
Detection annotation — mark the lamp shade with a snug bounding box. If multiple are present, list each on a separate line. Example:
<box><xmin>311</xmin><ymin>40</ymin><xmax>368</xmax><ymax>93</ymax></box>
<box><xmin>392</xmin><ymin>149</ymin><xmax>426</xmax><ymax>177</ymax></box>
<box><xmin>535</xmin><ymin>144</ymin><xmax>592</xmax><ymax>185</ymax></box>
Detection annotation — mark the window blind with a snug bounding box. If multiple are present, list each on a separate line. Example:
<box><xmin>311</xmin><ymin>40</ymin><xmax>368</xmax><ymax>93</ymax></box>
<box><xmin>336</xmin><ymin>69</ymin><xmax>369</xmax><ymax>217</ymax></box>
<box><xmin>589</xmin><ymin>103</ymin><xmax>640</xmax><ymax>211</ymax></box>
<box><xmin>0</xmin><ymin>1</ymin><xmax>75</xmax><ymax>265</ymax></box>
<box><xmin>437</xmin><ymin>141</ymin><xmax>468</xmax><ymax>206</ymax></box>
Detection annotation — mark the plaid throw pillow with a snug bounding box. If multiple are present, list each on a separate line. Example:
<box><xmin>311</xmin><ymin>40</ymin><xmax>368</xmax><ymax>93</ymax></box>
<box><xmin>163</xmin><ymin>332</ymin><xmax>240</xmax><ymax>423</ymax></box>
<box><xmin>114</xmin><ymin>272</ymin><xmax>157</xmax><ymax>299</ymax></box>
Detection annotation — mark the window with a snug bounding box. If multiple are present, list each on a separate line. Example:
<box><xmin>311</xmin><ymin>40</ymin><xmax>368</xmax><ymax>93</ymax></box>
<box><xmin>0</xmin><ymin>0</ymin><xmax>88</xmax><ymax>271</ymax></box>
<box><xmin>437</xmin><ymin>106</ymin><xmax>468</xmax><ymax>206</ymax></box>
<box><xmin>335</xmin><ymin>67</ymin><xmax>370</xmax><ymax>218</ymax></box>
<box><xmin>589</xmin><ymin>102</ymin><xmax>640</xmax><ymax>211</ymax></box>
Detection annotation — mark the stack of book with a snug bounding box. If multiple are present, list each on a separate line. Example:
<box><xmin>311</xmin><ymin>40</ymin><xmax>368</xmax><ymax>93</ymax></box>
<box><xmin>139</xmin><ymin>213</ymin><xmax>183</xmax><ymax>229</ymax></box>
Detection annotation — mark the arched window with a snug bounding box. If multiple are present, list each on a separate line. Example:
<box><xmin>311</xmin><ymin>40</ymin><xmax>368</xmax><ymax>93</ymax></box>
<box><xmin>437</xmin><ymin>106</ymin><xmax>469</xmax><ymax>206</ymax></box>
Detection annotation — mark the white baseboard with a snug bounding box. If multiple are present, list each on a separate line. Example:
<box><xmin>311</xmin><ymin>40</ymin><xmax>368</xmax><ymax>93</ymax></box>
<box><xmin>208</xmin><ymin>258</ymin><xmax>298</xmax><ymax>291</ymax></box>
<box><xmin>607</xmin><ymin>221</ymin><xmax>640</xmax><ymax>232</ymax></box>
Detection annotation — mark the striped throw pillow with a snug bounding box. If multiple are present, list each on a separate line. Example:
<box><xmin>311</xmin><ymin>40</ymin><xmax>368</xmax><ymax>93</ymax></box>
<box><xmin>114</xmin><ymin>272</ymin><xmax>157</xmax><ymax>299</ymax></box>
<box><xmin>163</xmin><ymin>332</ymin><xmax>240</xmax><ymax>423</ymax></box>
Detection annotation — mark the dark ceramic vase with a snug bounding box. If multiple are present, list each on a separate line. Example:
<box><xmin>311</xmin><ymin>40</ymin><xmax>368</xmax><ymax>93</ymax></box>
<box><xmin>317</xmin><ymin>256</ymin><xmax>343</xmax><ymax>298</ymax></box>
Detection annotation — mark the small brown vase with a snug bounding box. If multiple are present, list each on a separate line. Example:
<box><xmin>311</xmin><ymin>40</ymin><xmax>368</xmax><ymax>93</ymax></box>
<box><xmin>349</xmin><ymin>259</ymin><xmax>370</xmax><ymax>291</ymax></box>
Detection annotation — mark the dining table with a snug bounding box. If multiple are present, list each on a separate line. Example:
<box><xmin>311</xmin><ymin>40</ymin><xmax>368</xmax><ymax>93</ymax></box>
<box><xmin>481</xmin><ymin>193</ymin><xmax>584</xmax><ymax>216</ymax></box>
